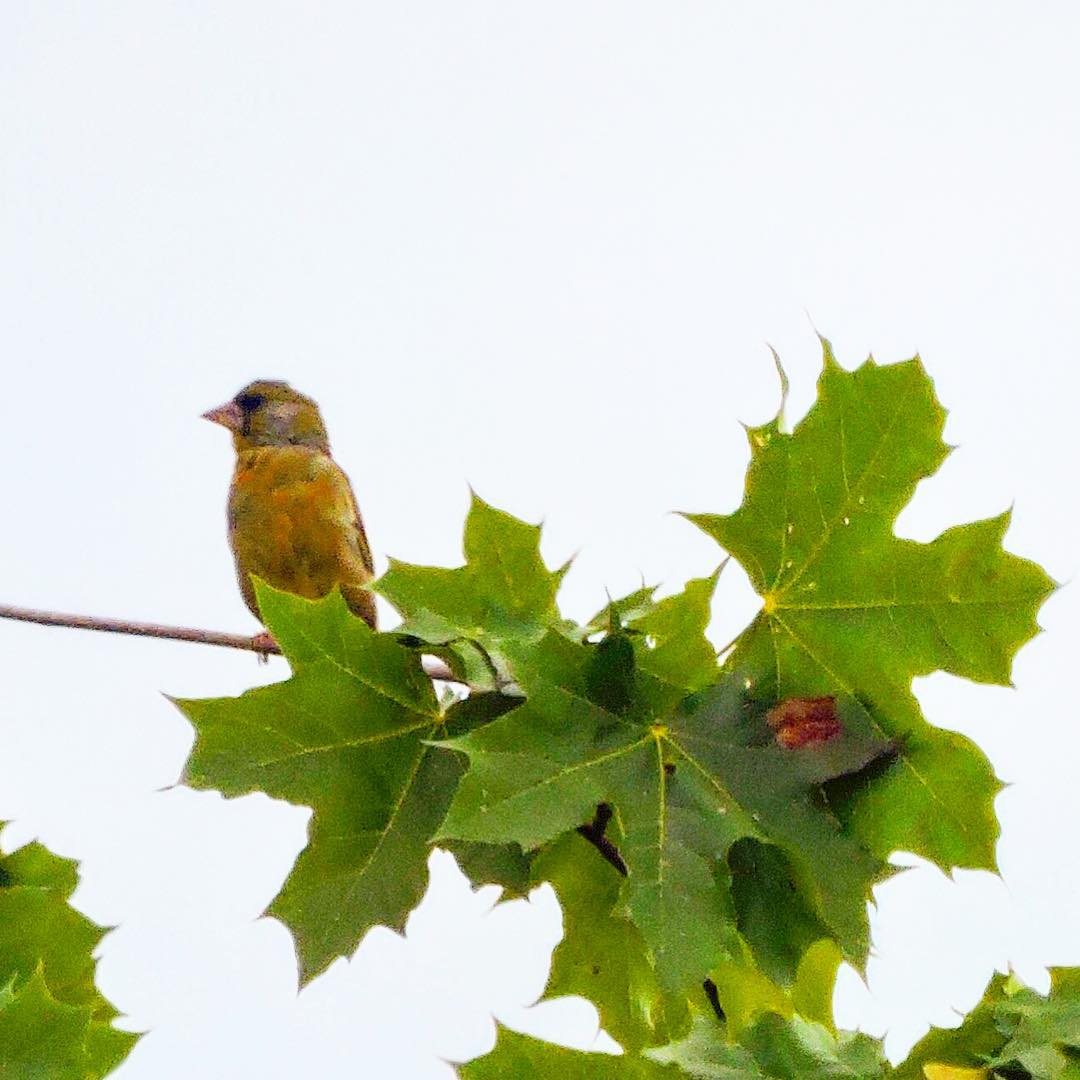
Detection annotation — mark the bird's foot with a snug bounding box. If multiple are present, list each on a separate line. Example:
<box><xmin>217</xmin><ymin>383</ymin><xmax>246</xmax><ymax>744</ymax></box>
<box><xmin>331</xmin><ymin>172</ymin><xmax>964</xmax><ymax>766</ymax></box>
<box><xmin>252</xmin><ymin>630</ymin><xmax>278</xmax><ymax>662</ymax></box>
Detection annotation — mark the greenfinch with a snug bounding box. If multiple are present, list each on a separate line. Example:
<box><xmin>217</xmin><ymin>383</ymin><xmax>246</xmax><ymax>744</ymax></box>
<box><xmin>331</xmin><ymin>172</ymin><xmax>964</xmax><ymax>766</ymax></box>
<box><xmin>203</xmin><ymin>380</ymin><xmax>377</xmax><ymax>632</ymax></box>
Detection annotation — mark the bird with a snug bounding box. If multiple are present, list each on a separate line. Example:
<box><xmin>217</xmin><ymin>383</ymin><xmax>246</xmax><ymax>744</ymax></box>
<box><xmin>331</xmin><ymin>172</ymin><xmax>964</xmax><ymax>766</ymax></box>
<box><xmin>203</xmin><ymin>380</ymin><xmax>377</xmax><ymax>641</ymax></box>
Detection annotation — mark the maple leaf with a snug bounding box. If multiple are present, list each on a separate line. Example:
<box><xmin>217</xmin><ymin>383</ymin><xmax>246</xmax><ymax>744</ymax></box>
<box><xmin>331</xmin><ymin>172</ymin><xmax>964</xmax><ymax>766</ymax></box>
<box><xmin>645</xmin><ymin>1009</ymin><xmax>888</xmax><ymax>1079</ymax></box>
<box><xmin>531</xmin><ymin>835</ymin><xmax>843</xmax><ymax>1053</ymax></box>
<box><xmin>377</xmin><ymin>492</ymin><xmax>571</xmax><ymax>687</ymax></box>
<box><xmin>584</xmin><ymin>585</ymin><xmax>665</xmax><ymax>635</ymax></box>
<box><xmin>897</xmin><ymin>968</ymin><xmax>1080</xmax><ymax>1080</ymax></box>
<box><xmin>705</xmin><ymin>930</ymin><xmax>842</xmax><ymax>1038</ymax></box>
<box><xmin>726</xmin><ymin>840</ymin><xmax>839</xmax><ymax>989</ymax></box>
<box><xmin>436</xmin><ymin>626</ymin><xmax>891</xmax><ymax>995</ymax></box>
<box><xmin>531</xmin><ymin>831</ymin><xmax>681</xmax><ymax>1053</ymax></box>
<box><xmin>582</xmin><ymin>571</ymin><xmax>722</xmax><ymax>693</ymax></box>
<box><xmin>433</xmin><ymin>693</ymin><xmax>533</xmax><ymax>897</ymax></box>
<box><xmin>461</xmin><ymin>1007</ymin><xmax>888</xmax><ymax>1080</ymax></box>
<box><xmin>460</xmin><ymin>1026</ymin><xmax>683</xmax><ymax>1079</ymax></box>
<box><xmin>176</xmin><ymin>583</ymin><xmax>489</xmax><ymax>983</ymax></box>
<box><xmin>0</xmin><ymin>830</ymin><xmax>138</xmax><ymax>1076</ymax></box>
<box><xmin>990</xmin><ymin>969</ymin><xmax>1080</xmax><ymax>1078</ymax></box>
<box><xmin>686</xmin><ymin>340</ymin><xmax>1055</xmax><ymax>870</ymax></box>
<box><xmin>0</xmin><ymin>971</ymin><xmax>118</xmax><ymax>1080</ymax></box>
<box><xmin>629</xmin><ymin>573</ymin><xmax>725</xmax><ymax>692</ymax></box>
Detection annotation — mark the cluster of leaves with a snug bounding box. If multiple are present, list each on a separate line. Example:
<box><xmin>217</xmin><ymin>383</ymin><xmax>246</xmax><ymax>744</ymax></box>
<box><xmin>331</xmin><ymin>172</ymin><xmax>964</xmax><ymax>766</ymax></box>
<box><xmin>171</xmin><ymin>342</ymin><xmax>1054</xmax><ymax>1076</ymax></box>
<box><xmin>0</xmin><ymin>826</ymin><xmax>138</xmax><ymax>1077</ymax></box>
<box><xmin>899</xmin><ymin>969</ymin><xmax>1080</xmax><ymax>1080</ymax></box>
<box><xmin>464</xmin><ymin>966</ymin><xmax>1080</xmax><ymax>1080</ymax></box>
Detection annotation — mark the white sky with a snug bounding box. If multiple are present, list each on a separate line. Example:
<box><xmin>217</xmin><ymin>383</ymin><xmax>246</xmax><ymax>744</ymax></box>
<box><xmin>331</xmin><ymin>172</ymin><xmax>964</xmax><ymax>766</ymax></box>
<box><xmin>1</xmin><ymin>3</ymin><xmax>1078</xmax><ymax>1076</ymax></box>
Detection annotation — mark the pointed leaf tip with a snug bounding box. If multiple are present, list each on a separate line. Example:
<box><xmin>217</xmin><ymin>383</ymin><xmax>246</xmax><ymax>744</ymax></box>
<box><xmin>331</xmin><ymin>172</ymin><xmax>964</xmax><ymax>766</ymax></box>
<box><xmin>766</xmin><ymin>343</ymin><xmax>790</xmax><ymax>430</ymax></box>
<box><xmin>816</xmin><ymin>330</ymin><xmax>839</xmax><ymax>368</ymax></box>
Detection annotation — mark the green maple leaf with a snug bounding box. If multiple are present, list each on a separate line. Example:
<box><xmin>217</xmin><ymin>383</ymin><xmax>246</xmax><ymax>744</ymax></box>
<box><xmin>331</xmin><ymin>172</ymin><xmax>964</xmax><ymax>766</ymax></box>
<box><xmin>531</xmin><ymin>831</ymin><xmax>681</xmax><ymax>1053</ymax></box>
<box><xmin>528</xmin><ymin>829</ymin><xmax>841</xmax><ymax>1055</ymax></box>
<box><xmin>434</xmin><ymin>694</ymin><xmax>534</xmax><ymax>898</ymax></box>
<box><xmin>898</xmin><ymin>969</ymin><xmax>1080</xmax><ymax>1080</ymax></box>
<box><xmin>584</xmin><ymin>586</ymin><xmax>664</xmax><ymax>635</ymax></box>
<box><xmin>437</xmin><ymin>626</ymin><xmax>890</xmax><ymax>995</ymax></box>
<box><xmin>991</xmin><ymin>968</ymin><xmax>1080</xmax><ymax>1079</ymax></box>
<box><xmin>0</xmin><ymin>970</ymin><xmax>115</xmax><ymax>1080</ymax></box>
<box><xmin>177</xmin><ymin>583</ymin><xmax>479</xmax><ymax>983</ymax></box>
<box><xmin>461</xmin><ymin>1007</ymin><xmax>887</xmax><ymax>1080</ymax></box>
<box><xmin>686</xmin><ymin>341</ymin><xmax>1054</xmax><ymax>870</ymax></box>
<box><xmin>582</xmin><ymin>572</ymin><xmax>721</xmax><ymax>693</ymax></box>
<box><xmin>377</xmin><ymin>492</ymin><xmax>571</xmax><ymax>687</ymax></box>
<box><xmin>704</xmin><ymin>936</ymin><xmax>842</xmax><ymax>1039</ymax></box>
<box><xmin>727</xmin><ymin>840</ymin><xmax>836</xmax><ymax>988</ymax></box>
<box><xmin>0</xmin><ymin>832</ymin><xmax>139</xmax><ymax>1076</ymax></box>
<box><xmin>646</xmin><ymin>1009</ymin><xmax>888</xmax><ymax>1079</ymax></box>
<box><xmin>460</xmin><ymin>1027</ymin><xmax>684</xmax><ymax>1079</ymax></box>
<box><xmin>624</xmin><ymin>572</ymin><xmax>725</xmax><ymax>692</ymax></box>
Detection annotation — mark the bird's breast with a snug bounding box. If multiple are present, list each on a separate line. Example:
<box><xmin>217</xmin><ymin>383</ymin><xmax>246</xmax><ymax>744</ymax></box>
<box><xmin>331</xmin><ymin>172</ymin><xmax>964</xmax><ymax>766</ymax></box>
<box><xmin>227</xmin><ymin>447</ymin><xmax>353</xmax><ymax>600</ymax></box>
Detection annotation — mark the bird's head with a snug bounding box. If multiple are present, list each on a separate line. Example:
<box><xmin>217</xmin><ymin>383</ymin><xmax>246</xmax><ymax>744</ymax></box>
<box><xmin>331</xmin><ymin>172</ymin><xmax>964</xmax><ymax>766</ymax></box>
<box><xmin>203</xmin><ymin>380</ymin><xmax>330</xmax><ymax>452</ymax></box>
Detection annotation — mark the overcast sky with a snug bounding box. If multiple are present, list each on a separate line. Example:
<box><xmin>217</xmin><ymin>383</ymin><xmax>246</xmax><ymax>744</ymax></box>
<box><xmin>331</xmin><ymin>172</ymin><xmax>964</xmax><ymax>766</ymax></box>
<box><xmin>2</xmin><ymin>3</ymin><xmax>1078</xmax><ymax>1076</ymax></box>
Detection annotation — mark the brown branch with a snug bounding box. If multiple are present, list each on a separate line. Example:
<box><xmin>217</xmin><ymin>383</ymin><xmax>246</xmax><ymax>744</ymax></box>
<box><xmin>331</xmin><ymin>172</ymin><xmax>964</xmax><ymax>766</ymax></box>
<box><xmin>0</xmin><ymin>603</ymin><xmax>461</xmax><ymax>684</ymax></box>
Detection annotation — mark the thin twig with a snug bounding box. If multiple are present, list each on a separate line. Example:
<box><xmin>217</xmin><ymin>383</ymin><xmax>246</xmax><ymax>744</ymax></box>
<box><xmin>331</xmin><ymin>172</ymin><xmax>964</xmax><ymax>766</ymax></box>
<box><xmin>0</xmin><ymin>603</ymin><xmax>460</xmax><ymax>684</ymax></box>
<box><xmin>0</xmin><ymin>603</ymin><xmax>281</xmax><ymax>653</ymax></box>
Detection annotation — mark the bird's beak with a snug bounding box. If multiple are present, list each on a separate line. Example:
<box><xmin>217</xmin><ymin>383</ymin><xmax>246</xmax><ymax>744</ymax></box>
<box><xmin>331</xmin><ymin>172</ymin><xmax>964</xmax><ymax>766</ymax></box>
<box><xmin>202</xmin><ymin>401</ymin><xmax>244</xmax><ymax>432</ymax></box>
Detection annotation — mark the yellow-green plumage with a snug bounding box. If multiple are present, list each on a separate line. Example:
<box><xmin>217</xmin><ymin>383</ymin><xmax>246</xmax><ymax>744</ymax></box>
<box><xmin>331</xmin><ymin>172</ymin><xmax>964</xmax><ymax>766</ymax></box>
<box><xmin>204</xmin><ymin>380</ymin><xmax>376</xmax><ymax>629</ymax></box>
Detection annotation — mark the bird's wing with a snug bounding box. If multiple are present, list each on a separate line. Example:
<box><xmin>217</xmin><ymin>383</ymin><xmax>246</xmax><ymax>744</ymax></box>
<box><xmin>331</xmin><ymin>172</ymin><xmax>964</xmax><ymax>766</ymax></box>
<box><xmin>311</xmin><ymin>453</ymin><xmax>374</xmax><ymax>575</ymax></box>
<box><xmin>322</xmin><ymin>457</ymin><xmax>377</xmax><ymax>627</ymax></box>
<box><xmin>351</xmin><ymin>496</ymin><xmax>375</xmax><ymax>575</ymax></box>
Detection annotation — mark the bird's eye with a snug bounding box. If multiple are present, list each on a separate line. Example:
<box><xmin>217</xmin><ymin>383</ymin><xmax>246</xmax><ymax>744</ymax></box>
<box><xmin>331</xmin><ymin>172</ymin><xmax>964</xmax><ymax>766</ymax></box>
<box><xmin>235</xmin><ymin>392</ymin><xmax>266</xmax><ymax>413</ymax></box>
